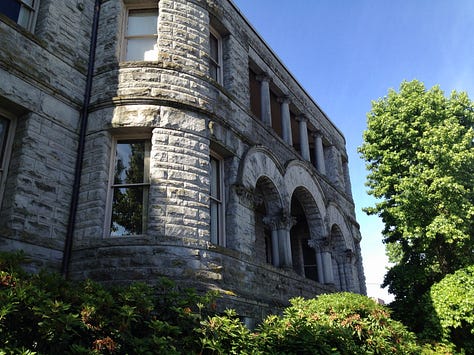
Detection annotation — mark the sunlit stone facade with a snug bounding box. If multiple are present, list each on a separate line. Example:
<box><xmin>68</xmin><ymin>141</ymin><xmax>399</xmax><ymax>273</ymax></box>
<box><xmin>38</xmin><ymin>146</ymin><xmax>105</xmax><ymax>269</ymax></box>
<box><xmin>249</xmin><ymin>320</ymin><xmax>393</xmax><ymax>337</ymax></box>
<box><xmin>0</xmin><ymin>0</ymin><xmax>365</xmax><ymax>318</ymax></box>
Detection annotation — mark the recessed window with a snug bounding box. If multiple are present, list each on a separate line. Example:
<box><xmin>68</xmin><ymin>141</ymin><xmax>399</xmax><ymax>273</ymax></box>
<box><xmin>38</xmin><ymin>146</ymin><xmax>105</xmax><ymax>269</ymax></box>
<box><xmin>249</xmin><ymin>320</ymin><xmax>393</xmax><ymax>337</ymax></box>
<box><xmin>209</xmin><ymin>28</ymin><xmax>222</xmax><ymax>83</ymax></box>
<box><xmin>210</xmin><ymin>154</ymin><xmax>225</xmax><ymax>245</ymax></box>
<box><xmin>124</xmin><ymin>8</ymin><xmax>158</xmax><ymax>61</ymax></box>
<box><xmin>0</xmin><ymin>113</ymin><xmax>16</xmax><ymax>208</ymax></box>
<box><xmin>0</xmin><ymin>0</ymin><xmax>39</xmax><ymax>31</ymax></box>
<box><xmin>106</xmin><ymin>139</ymin><xmax>150</xmax><ymax>236</ymax></box>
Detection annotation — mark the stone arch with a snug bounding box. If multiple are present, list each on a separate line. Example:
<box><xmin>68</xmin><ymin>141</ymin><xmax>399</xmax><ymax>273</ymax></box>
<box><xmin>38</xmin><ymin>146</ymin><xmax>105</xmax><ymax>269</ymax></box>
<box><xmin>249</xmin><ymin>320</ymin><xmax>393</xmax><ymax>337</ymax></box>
<box><xmin>254</xmin><ymin>176</ymin><xmax>281</xmax><ymax>265</ymax></box>
<box><xmin>326</xmin><ymin>203</ymin><xmax>354</xmax><ymax>251</ymax></box>
<box><xmin>289</xmin><ymin>188</ymin><xmax>319</xmax><ymax>281</ymax></box>
<box><xmin>238</xmin><ymin>146</ymin><xmax>286</xmax><ymax>198</ymax></box>
<box><xmin>236</xmin><ymin>146</ymin><xmax>287</xmax><ymax>266</ymax></box>
<box><xmin>284</xmin><ymin>161</ymin><xmax>327</xmax><ymax>283</ymax></box>
<box><xmin>284</xmin><ymin>160</ymin><xmax>327</xmax><ymax>229</ymax></box>
<box><xmin>326</xmin><ymin>203</ymin><xmax>359</xmax><ymax>292</ymax></box>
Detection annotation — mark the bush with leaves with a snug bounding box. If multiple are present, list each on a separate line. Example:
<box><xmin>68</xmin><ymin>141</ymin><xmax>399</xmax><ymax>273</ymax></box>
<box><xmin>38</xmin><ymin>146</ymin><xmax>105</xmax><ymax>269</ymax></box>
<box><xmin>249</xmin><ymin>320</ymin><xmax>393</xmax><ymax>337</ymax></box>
<box><xmin>199</xmin><ymin>292</ymin><xmax>420</xmax><ymax>354</ymax></box>
<box><xmin>428</xmin><ymin>265</ymin><xmax>474</xmax><ymax>353</ymax></box>
<box><xmin>0</xmin><ymin>251</ymin><xmax>217</xmax><ymax>354</ymax></box>
<box><xmin>1</xmin><ymin>252</ymin><xmax>451</xmax><ymax>354</ymax></box>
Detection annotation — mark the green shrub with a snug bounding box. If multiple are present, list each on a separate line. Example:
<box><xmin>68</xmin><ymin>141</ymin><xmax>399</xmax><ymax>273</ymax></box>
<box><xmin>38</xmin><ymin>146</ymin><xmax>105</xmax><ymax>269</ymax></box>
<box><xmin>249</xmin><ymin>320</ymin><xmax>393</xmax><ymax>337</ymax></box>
<box><xmin>199</xmin><ymin>293</ymin><xmax>420</xmax><ymax>354</ymax></box>
<box><xmin>0</xmin><ymin>252</ymin><xmax>440</xmax><ymax>354</ymax></box>
<box><xmin>0</xmin><ymin>251</ymin><xmax>216</xmax><ymax>354</ymax></box>
<box><xmin>430</xmin><ymin>265</ymin><xmax>474</xmax><ymax>353</ymax></box>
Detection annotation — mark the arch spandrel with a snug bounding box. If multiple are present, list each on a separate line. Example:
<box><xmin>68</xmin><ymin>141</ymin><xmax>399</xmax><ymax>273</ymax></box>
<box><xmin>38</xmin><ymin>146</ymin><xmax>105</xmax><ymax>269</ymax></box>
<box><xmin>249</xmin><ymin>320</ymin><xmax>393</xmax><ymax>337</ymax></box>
<box><xmin>237</xmin><ymin>146</ymin><xmax>286</xmax><ymax>202</ymax></box>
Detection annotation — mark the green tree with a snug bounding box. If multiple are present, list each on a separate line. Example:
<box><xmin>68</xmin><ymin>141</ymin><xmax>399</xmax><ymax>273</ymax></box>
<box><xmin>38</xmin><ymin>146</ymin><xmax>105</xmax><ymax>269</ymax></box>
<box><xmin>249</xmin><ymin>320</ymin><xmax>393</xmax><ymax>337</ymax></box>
<box><xmin>358</xmin><ymin>80</ymin><xmax>474</xmax><ymax>333</ymax></box>
<box><xmin>429</xmin><ymin>265</ymin><xmax>474</xmax><ymax>352</ymax></box>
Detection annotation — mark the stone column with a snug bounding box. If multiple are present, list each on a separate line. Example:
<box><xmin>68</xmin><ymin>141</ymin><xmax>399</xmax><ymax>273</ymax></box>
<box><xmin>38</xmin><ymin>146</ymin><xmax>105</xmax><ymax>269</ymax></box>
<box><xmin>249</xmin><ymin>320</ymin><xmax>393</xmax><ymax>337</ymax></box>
<box><xmin>296</xmin><ymin>114</ymin><xmax>310</xmax><ymax>161</ymax></box>
<box><xmin>271</xmin><ymin>229</ymin><xmax>280</xmax><ymax>267</ymax></box>
<box><xmin>278</xmin><ymin>96</ymin><xmax>292</xmax><ymax>145</ymax></box>
<box><xmin>322</xmin><ymin>252</ymin><xmax>334</xmax><ymax>284</ymax></box>
<box><xmin>257</xmin><ymin>74</ymin><xmax>272</xmax><ymax>126</ymax></box>
<box><xmin>309</xmin><ymin>238</ymin><xmax>331</xmax><ymax>284</ymax></box>
<box><xmin>315</xmin><ymin>252</ymin><xmax>324</xmax><ymax>283</ymax></box>
<box><xmin>312</xmin><ymin>131</ymin><xmax>326</xmax><ymax>175</ymax></box>
<box><xmin>335</xmin><ymin>253</ymin><xmax>348</xmax><ymax>291</ymax></box>
<box><xmin>265</xmin><ymin>211</ymin><xmax>296</xmax><ymax>269</ymax></box>
<box><xmin>263</xmin><ymin>215</ymin><xmax>283</xmax><ymax>268</ymax></box>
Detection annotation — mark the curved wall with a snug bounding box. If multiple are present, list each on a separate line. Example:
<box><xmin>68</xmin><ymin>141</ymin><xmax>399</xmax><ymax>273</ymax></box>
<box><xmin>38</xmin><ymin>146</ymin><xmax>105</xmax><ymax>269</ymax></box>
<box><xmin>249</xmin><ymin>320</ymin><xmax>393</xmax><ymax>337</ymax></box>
<box><xmin>67</xmin><ymin>0</ymin><xmax>366</xmax><ymax>317</ymax></box>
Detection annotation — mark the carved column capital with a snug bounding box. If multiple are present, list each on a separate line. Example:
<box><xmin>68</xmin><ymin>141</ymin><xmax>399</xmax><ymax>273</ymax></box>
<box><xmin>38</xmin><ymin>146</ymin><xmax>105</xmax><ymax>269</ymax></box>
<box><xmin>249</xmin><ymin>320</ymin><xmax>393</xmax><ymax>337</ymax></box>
<box><xmin>296</xmin><ymin>113</ymin><xmax>308</xmax><ymax>123</ymax></box>
<box><xmin>308</xmin><ymin>237</ymin><xmax>330</xmax><ymax>252</ymax></box>
<box><xmin>256</xmin><ymin>73</ymin><xmax>271</xmax><ymax>83</ymax></box>
<box><xmin>277</xmin><ymin>95</ymin><xmax>290</xmax><ymax>104</ymax></box>
<box><xmin>263</xmin><ymin>210</ymin><xmax>296</xmax><ymax>231</ymax></box>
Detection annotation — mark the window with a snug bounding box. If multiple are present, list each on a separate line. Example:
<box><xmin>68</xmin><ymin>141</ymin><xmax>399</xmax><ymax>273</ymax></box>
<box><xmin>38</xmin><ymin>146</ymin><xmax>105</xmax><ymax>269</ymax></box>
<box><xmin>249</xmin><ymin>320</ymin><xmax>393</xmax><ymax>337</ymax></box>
<box><xmin>248</xmin><ymin>67</ymin><xmax>261</xmax><ymax>118</ymax></box>
<box><xmin>0</xmin><ymin>0</ymin><xmax>39</xmax><ymax>31</ymax></box>
<box><xmin>209</xmin><ymin>28</ymin><xmax>222</xmax><ymax>83</ymax></box>
<box><xmin>124</xmin><ymin>8</ymin><xmax>158</xmax><ymax>61</ymax></box>
<box><xmin>0</xmin><ymin>113</ymin><xmax>15</xmax><ymax>208</ymax></box>
<box><xmin>106</xmin><ymin>139</ymin><xmax>150</xmax><ymax>236</ymax></box>
<box><xmin>210</xmin><ymin>154</ymin><xmax>225</xmax><ymax>245</ymax></box>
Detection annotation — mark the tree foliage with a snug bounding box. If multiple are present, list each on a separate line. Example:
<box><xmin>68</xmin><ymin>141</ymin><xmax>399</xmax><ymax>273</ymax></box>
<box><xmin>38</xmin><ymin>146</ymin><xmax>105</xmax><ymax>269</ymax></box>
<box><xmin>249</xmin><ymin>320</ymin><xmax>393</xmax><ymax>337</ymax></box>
<box><xmin>430</xmin><ymin>265</ymin><xmax>474</xmax><ymax>351</ymax></box>
<box><xmin>359</xmin><ymin>80</ymin><xmax>474</xmax><ymax>333</ymax></box>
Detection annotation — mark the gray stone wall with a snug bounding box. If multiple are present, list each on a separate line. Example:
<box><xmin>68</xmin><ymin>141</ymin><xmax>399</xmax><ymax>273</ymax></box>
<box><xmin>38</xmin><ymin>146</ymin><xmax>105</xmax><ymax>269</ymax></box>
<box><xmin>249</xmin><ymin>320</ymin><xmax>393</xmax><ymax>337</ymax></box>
<box><xmin>1</xmin><ymin>0</ymin><xmax>366</xmax><ymax>317</ymax></box>
<box><xmin>0</xmin><ymin>0</ymin><xmax>94</xmax><ymax>268</ymax></box>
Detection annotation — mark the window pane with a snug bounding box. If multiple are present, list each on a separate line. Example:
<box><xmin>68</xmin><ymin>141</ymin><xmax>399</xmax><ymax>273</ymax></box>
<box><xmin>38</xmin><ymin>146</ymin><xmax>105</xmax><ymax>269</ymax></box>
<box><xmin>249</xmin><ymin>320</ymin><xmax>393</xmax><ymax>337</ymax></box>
<box><xmin>23</xmin><ymin>0</ymin><xmax>35</xmax><ymax>7</ymax></box>
<box><xmin>210</xmin><ymin>157</ymin><xmax>220</xmax><ymax>198</ymax></box>
<box><xmin>127</xmin><ymin>10</ymin><xmax>157</xmax><ymax>36</ymax></box>
<box><xmin>110</xmin><ymin>186</ymin><xmax>145</xmax><ymax>236</ymax></box>
<box><xmin>0</xmin><ymin>117</ymin><xmax>10</xmax><ymax>162</ymax></box>
<box><xmin>0</xmin><ymin>0</ymin><xmax>21</xmax><ymax>22</ymax></box>
<box><xmin>17</xmin><ymin>7</ymin><xmax>32</xmax><ymax>28</ymax></box>
<box><xmin>209</xmin><ymin>63</ymin><xmax>218</xmax><ymax>81</ymax></box>
<box><xmin>210</xmin><ymin>32</ymin><xmax>218</xmax><ymax>61</ymax></box>
<box><xmin>126</xmin><ymin>38</ymin><xmax>156</xmax><ymax>61</ymax></box>
<box><xmin>114</xmin><ymin>140</ymin><xmax>145</xmax><ymax>184</ymax></box>
<box><xmin>210</xmin><ymin>200</ymin><xmax>219</xmax><ymax>244</ymax></box>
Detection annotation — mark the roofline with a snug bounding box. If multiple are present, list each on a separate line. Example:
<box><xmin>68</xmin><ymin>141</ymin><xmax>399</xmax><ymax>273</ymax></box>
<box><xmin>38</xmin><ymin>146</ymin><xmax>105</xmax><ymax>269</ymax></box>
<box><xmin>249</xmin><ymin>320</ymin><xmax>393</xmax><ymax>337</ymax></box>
<box><xmin>227</xmin><ymin>0</ymin><xmax>346</xmax><ymax>143</ymax></box>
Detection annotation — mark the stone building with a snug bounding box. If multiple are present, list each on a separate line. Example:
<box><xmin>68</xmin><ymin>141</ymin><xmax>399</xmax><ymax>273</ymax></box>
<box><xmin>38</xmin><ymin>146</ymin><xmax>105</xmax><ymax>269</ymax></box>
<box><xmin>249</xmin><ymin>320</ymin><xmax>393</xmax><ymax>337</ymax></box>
<box><xmin>0</xmin><ymin>0</ymin><xmax>365</xmax><ymax>318</ymax></box>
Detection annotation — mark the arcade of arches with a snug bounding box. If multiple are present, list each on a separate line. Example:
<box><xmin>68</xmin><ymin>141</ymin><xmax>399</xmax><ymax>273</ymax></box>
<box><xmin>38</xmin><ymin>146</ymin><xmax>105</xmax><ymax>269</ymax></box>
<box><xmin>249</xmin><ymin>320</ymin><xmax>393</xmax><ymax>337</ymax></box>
<box><xmin>238</xmin><ymin>147</ymin><xmax>364</xmax><ymax>293</ymax></box>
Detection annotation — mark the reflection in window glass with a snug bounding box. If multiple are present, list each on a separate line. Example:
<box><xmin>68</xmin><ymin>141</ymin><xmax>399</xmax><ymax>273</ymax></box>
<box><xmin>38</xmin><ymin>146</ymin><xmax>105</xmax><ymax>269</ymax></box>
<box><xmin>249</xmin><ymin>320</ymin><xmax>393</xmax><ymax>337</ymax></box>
<box><xmin>111</xmin><ymin>186</ymin><xmax>145</xmax><ymax>236</ymax></box>
<box><xmin>0</xmin><ymin>117</ymin><xmax>10</xmax><ymax>161</ymax></box>
<box><xmin>125</xmin><ymin>9</ymin><xmax>158</xmax><ymax>61</ymax></box>
<box><xmin>114</xmin><ymin>140</ymin><xmax>145</xmax><ymax>184</ymax></box>
<box><xmin>0</xmin><ymin>114</ymin><xmax>15</xmax><ymax>210</ymax></box>
<box><xmin>210</xmin><ymin>155</ymin><xmax>224</xmax><ymax>245</ymax></box>
<box><xmin>209</xmin><ymin>30</ymin><xmax>221</xmax><ymax>82</ymax></box>
<box><xmin>109</xmin><ymin>140</ymin><xmax>149</xmax><ymax>236</ymax></box>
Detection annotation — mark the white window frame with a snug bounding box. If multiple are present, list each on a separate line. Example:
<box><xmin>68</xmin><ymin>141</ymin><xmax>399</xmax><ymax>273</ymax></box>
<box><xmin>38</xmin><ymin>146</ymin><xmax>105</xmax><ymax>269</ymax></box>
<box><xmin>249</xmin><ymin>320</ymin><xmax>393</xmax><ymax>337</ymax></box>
<box><xmin>0</xmin><ymin>0</ymin><xmax>40</xmax><ymax>32</ymax></box>
<box><xmin>104</xmin><ymin>136</ymin><xmax>151</xmax><ymax>237</ymax></box>
<box><xmin>0</xmin><ymin>109</ymin><xmax>16</xmax><ymax>210</ymax></box>
<box><xmin>122</xmin><ymin>5</ymin><xmax>158</xmax><ymax>61</ymax></box>
<box><xmin>210</xmin><ymin>152</ymin><xmax>225</xmax><ymax>246</ymax></box>
<box><xmin>209</xmin><ymin>27</ymin><xmax>223</xmax><ymax>84</ymax></box>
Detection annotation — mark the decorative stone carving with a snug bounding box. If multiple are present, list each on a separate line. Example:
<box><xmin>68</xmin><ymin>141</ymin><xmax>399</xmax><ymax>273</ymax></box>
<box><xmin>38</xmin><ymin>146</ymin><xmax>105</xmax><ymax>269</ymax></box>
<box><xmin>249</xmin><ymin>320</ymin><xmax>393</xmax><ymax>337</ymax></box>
<box><xmin>233</xmin><ymin>184</ymin><xmax>255</xmax><ymax>208</ymax></box>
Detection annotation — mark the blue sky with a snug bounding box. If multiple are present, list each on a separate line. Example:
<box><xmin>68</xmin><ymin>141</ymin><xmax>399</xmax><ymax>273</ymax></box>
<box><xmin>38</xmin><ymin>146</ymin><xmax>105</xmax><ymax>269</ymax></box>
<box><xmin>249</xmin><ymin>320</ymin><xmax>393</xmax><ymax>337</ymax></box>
<box><xmin>232</xmin><ymin>0</ymin><xmax>474</xmax><ymax>301</ymax></box>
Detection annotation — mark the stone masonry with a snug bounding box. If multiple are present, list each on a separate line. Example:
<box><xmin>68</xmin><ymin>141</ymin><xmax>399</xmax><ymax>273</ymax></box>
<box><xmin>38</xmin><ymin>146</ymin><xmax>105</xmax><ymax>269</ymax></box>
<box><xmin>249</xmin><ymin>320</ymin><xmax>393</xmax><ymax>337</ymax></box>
<box><xmin>0</xmin><ymin>0</ymin><xmax>366</xmax><ymax>319</ymax></box>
